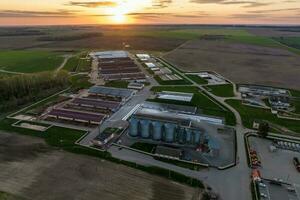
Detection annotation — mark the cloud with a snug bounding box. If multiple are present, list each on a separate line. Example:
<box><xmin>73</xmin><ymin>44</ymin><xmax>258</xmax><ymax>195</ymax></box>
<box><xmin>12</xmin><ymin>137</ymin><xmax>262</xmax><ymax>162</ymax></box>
<box><xmin>68</xmin><ymin>1</ymin><xmax>117</xmax><ymax>8</ymax></box>
<box><xmin>151</xmin><ymin>0</ymin><xmax>172</xmax><ymax>8</ymax></box>
<box><xmin>190</xmin><ymin>0</ymin><xmax>271</xmax><ymax>8</ymax></box>
<box><xmin>0</xmin><ymin>10</ymin><xmax>78</xmax><ymax>18</ymax></box>
<box><xmin>247</xmin><ymin>7</ymin><xmax>300</xmax><ymax>14</ymax></box>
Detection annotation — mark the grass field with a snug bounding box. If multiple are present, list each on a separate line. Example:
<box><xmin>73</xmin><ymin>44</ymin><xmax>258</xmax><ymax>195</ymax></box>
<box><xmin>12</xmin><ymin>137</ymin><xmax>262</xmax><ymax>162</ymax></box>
<box><xmin>107</xmin><ymin>28</ymin><xmax>251</xmax><ymax>40</ymax></box>
<box><xmin>205</xmin><ymin>84</ymin><xmax>234</xmax><ymax>97</ymax></box>
<box><xmin>104</xmin><ymin>80</ymin><xmax>129</xmax><ymax>88</ymax></box>
<box><xmin>186</xmin><ymin>74</ymin><xmax>208</xmax><ymax>85</ymax></box>
<box><xmin>63</xmin><ymin>52</ymin><xmax>90</xmax><ymax>72</ymax></box>
<box><xmin>226</xmin><ymin>99</ymin><xmax>300</xmax><ymax>133</ymax></box>
<box><xmin>225</xmin><ymin>35</ymin><xmax>281</xmax><ymax>47</ymax></box>
<box><xmin>274</xmin><ymin>37</ymin><xmax>300</xmax><ymax>50</ymax></box>
<box><xmin>150</xmin><ymin>86</ymin><xmax>236</xmax><ymax>125</ymax></box>
<box><xmin>0</xmin><ymin>51</ymin><xmax>64</xmax><ymax>73</ymax></box>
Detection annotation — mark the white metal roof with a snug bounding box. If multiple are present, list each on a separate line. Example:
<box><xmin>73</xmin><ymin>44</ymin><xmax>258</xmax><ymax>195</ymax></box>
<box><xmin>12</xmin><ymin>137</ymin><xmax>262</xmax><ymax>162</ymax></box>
<box><xmin>90</xmin><ymin>51</ymin><xmax>128</xmax><ymax>59</ymax></box>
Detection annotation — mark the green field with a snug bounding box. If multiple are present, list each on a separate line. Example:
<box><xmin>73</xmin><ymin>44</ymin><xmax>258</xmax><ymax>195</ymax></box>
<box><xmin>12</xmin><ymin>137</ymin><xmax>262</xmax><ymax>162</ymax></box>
<box><xmin>131</xmin><ymin>142</ymin><xmax>156</xmax><ymax>153</ymax></box>
<box><xmin>0</xmin><ymin>51</ymin><xmax>64</xmax><ymax>73</ymax></box>
<box><xmin>63</xmin><ymin>56</ymin><xmax>80</xmax><ymax>72</ymax></box>
<box><xmin>226</xmin><ymin>99</ymin><xmax>300</xmax><ymax>133</ymax></box>
<box><xmin>150</xmin><ymin>86</ymin><xmax>236</xmax><ymax>125</ymax></box>
<box><xmin>205</xmin><ymin>84</ymin><xmax>234</xmax><ymax>97</ymax></box>
<box><xmin>104</xmin><ymin>80</ymin><xmax>129</xmax><ymax>88</ymax></box>
<box><xmin>107</xmin><ymin>28</ymin><xmax>251</xmax><ymax>40</ymax></box>
<box><xmin>186</xmin><ymin>74</ymin><xmax>208</xmax><ymax>85</ymax></box>
<box><xmin>225</xmin><ymin>35</ymin><xmax>281</xmax><ymax>47</ymax></box>
<box><xmin>63</xmin><ymin>52</ymin><xmax>90</xmax><ymax>72</ymax></box>
<box><xmin>69</xmin><ymin>74</ymin><xmax>93</xmax><ymax>90</ymax></box>
<box><xmin>274</xmin><ymin>37</ymin><xmax>300</xmax><ymax>50</ymax></box>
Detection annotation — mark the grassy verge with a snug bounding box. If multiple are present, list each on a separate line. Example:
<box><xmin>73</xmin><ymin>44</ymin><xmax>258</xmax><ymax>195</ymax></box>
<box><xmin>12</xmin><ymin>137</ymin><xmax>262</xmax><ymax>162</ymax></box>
<box><xmin>186</xmin><ymin>74</ymin><xmax>208</xmax><ymax>85</ymax></box>
<box><xmin>69</xmin><ymin>74</ymin><xmax>93</xmax><ymax>90</ymax></box>
<box><xmin>155</xmin><ymin>157</ymin><xmax>205</xmax><ymax>171</ymax></box>
<box><xmin>131</xmin><ymin>142</ymin><xmax>157</xmax><ymax>153</ymax></box>
<box><xmin>205</xmin><ymin>84</ymin><xmax>234</xmax><ymax>97</ymax></box>
<box><xmin>226</xmin><ymin>99</ymin><xmax>300</xmax><ymax>133</ymax></box>
<box><xmin>150</xmin><ymin>86</ymin><xmax>236</xmax><ymax>126</ymax></box>
<box><xmin>105</xmin><ymin>80</ymin><xmax>129</xmax><ymax>88</ymax></box>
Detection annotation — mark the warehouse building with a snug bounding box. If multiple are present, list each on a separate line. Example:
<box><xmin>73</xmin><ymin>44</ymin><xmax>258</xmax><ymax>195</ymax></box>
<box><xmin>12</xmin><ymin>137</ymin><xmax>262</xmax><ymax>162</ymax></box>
<box><xmin>70</xmin><ymin>98</ymin><xmax>121</xmax><ymax>112</ymax></box>
<box><xmin>93</xmin><ymin>50</ymin><xmax>146</xmax><ymax>81</ymax></box>
<box><xmin>89</xmin><ymin>86</ymin><xmax>135</xmax><ymax>102</ymax></box>
<box><xmin>48</xmin><ymin>108</ymin><xmax>106</xmax><ymax>125</ymax></box>
<box><xmin>157</xmin><ymin>91</ymin><xmax>194</xmax><ymax>102</ymax></box>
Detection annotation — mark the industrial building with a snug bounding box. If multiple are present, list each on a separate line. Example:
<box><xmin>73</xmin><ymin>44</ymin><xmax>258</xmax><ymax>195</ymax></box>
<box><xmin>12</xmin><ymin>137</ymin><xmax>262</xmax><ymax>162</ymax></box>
<box><xmin>70</xmin><ymin>98</ymin><xmax>121</xmax><ymax>112</ymax></box>
<box><xmin>157</xmin><ymin>91</ymin><xmax>194</xmax><ymax>102</ymax></box>
<box><xmin>48</xmin><ymin>108</ymin><xmax>106</xmax><ymax>125</ymax></box>
<box><xmin>239</xmin><ymin>85</ymin><xmax>291</xmax><ymax>111</ymax></box>
<box><xmin>239</xmin><ymin>85</ymin><xmax>289</xmax><ymax>97</ymax></box>
<box><xmin>94</xmin><ymin>51</ymin><xmax>145</xmax><ymax>81</ymax></box>
<box><xmin>89</xmin><ymin>86</ymin><xmax>135</xmax><ymax>102</ymax></box>
<box><xmin>44</xmin><ymin>86</ymin><xmax>133</xmax><ymax>127</ymax></box>
<box><xmin>128</xmin><ymin>103</ymin><xmax>222</xmax><ymax>155</ymax></box>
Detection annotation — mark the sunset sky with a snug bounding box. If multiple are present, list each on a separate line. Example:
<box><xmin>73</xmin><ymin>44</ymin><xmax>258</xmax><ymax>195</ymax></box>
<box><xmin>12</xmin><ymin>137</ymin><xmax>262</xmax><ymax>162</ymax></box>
<box><xmin>0</xmin><ymin>0</ymin><xmax>299</xmax><ymax>26</ymax></box>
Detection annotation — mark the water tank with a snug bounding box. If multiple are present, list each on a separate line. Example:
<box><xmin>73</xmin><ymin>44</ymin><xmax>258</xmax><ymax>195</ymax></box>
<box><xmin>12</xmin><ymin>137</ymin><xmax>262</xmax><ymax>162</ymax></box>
<box><xmin>140</xmin><ymin>119</ymin><xmax>150</xmax><ymax>138</ymax></box>
<box><xmin>152</xmin><ymin>121</ymin><xmax>162</xmax><ymax>140</ymax></box>
<box><xmin>164</xmin><ymin>123</ymin><xmax>176</xmax><ymax>143</ymax></box>
<box><xmin>129</xmin><ymin>118</ymin><xmax>139</xmax><ymax>137</ymax></box>
<box><xmin>193</xmin><ymin>130</ymin><xmax>201</xmax><ymax>145</ymax></box>
<box><xmin>185</xmin><ymin>129</ymin><xmax>192</xmax><ymax>144</ymax></box>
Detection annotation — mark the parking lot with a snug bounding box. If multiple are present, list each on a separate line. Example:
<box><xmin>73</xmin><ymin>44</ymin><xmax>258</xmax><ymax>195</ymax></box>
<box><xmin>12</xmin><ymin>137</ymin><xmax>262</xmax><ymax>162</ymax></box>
<box><xmin>249</xmin><ymin>136</ymin><xmax>300</xmax><ymax>200</ymax></box>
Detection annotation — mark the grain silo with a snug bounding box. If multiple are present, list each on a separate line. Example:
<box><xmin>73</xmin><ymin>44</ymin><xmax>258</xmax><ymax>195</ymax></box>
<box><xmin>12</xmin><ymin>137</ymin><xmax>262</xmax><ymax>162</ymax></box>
<box><xmin>164</xmin><ymin>123</ymin><xmax>176</xmax><ymax>142</ymax></box>
<box><xmin>129</xmin><ymin>117</ymin><xmax>139</xmax><ymax>137</ymax></box>
<box><xmin>140</xmin><ymin>119</ymin><xmax>150</xmax><ymax>138</ymax></box>
<box><xmin>152</xmin><ymin>121</ymin><xmax>162</xmax><ymax>140</ymax></box>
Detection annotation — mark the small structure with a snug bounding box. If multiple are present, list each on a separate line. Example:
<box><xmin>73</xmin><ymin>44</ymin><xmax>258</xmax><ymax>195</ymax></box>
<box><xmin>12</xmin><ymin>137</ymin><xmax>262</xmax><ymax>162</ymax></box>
<box><xmin>128</xmin><ymin>82</ymin><xmax>145</xmax><ymax>90</ymax></box>
<box><xmin>155</xmin><ymin>146</ymin><xmax>182</xmax><ymax>160</ymax></box>
<box><xmin>145</xmin><ymin>62</ymin><xmax>156</xmax><ymax>68</ymax></box>
<box><xmin>157</xmin><ymin>91</ymin><xmax>194</xmax><ymax>102</ymax></box>
<box><xmin>136</xmin><ymin>54</ymin><xmax>150</xmax><ymax>61</ymax></box>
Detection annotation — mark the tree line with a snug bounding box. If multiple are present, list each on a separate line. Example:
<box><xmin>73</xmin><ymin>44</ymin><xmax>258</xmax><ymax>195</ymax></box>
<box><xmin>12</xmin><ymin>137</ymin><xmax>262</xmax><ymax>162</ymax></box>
<box><xmin>0</xmin><ymin>71</ymin><xmax>69</xmax><ymax>112</ymax></box>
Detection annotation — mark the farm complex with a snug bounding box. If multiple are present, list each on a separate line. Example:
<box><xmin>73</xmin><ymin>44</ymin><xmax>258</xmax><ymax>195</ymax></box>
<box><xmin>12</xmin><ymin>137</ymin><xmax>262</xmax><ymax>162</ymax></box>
<box><xmin>1</xmin><ymin>25</ymin><xmax>300</xmax><ymax>200</ymax></box>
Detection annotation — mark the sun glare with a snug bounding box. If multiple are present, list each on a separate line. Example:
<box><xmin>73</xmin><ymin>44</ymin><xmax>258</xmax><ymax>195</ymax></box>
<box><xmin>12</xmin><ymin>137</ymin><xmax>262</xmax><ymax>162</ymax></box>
<box><xmin>112</xmin><ymin>13</ymin><xmax>126</xmax><ymax>23</ymax></box>
<box><xmin>106</xmin><ymin>0</ymin><xmax>151</xmax><ymax>24</ymax></box>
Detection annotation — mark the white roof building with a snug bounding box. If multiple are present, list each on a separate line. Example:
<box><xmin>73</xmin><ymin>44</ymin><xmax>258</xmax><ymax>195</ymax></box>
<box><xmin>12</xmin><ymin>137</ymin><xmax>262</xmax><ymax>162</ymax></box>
<box><xmin>90</xmin><ymin>51</ymin><xmax>128</xmax><ymax>59</ymax></box>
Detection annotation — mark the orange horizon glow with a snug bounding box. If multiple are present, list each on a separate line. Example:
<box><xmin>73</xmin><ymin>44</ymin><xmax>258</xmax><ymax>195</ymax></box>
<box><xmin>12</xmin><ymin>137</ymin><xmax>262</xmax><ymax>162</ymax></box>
<box><xmin>0</xmin><ymin>0</ymin><xmax>299</xmax><ymax>26</ymax></box>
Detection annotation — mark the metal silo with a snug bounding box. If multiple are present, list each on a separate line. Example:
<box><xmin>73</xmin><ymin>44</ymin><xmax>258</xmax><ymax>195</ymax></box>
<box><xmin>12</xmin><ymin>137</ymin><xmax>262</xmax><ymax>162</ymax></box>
<box><xmin>164</xmin><ymin>123</ymin><xmax>176</xmax><ymax>143</ymax></box>
<box><xmin>152</xmin><ymin>121</ymin><xmax>162</xmax><ymax>141</ymax></box>
<box><xmin>194</xmin><ymin>130</ymin><xmax>201</xmax><ymax>145</ymax></box>
<box><xmin>140</xmin><ymin>119</ymin><xmax>150</xmax><ymax>138</ymax></box>
<box><xmin>129</xmin><ymin>117</ymin><xmax>139</xmax><ymax>137</ymax></box>
<box><xmin>178</xmin><ymin>128</ymin><xmax>186</xmax><ymax>144</ymax></box>
<box><xmin>185</xmin><ymin>129</ymin><xmax>192</xmax><ymax>144</ymax></box>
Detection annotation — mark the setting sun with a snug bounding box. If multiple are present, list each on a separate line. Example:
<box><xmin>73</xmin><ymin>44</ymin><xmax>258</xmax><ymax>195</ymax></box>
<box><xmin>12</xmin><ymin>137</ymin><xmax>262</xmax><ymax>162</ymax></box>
<box><xmin>112</xmin><ymin>13</ymin><xmax>126</xmax><ymax>24</ymax></box>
